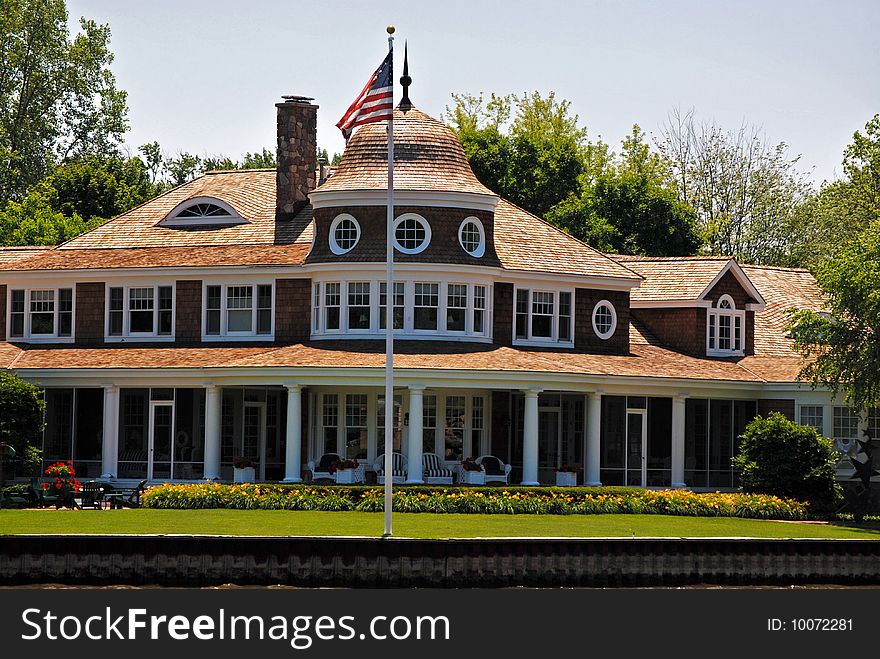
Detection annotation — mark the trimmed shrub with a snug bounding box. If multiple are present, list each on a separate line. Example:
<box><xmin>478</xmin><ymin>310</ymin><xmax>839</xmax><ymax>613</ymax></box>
<box><xmin>733</xmin><ymin>412</ymin><xmax>842</xmax><ymax>513</ymax></box>
<box><xmin>142</xmin><ymin>483</ymin><xmax>809</xmax><ymax>520</ymax></box>
<box><xmin>0</xmin><ymin>372</ymin><xmax>45</xmax><ymax>476</ymax></box>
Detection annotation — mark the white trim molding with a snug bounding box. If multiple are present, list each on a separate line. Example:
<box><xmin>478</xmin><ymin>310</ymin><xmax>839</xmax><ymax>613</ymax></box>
<box><xmin>328</xmin><ymin>213</ymin><xmax>361</xmax><ymax>255</ymax></box>
<box><xmin>591</xmin><ymin>300</ymin><xmax>618</xmax><ymax>340</ymax></box>
<box><xmin>458</xmin><ymin>216</ymin><xmax>486</xmax><ymax>258</ymax></box>
<box><xmin>310</xmin><ymin>189</ymin><xmax>500</xmax><ymax>213</ymax></box>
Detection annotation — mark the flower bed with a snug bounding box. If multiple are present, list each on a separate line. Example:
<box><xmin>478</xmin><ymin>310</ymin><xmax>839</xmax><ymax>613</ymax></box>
<box><xmin>142</xmin><ymin>484</ymin><xmax>809</xmax><ymax>520</ymax></box>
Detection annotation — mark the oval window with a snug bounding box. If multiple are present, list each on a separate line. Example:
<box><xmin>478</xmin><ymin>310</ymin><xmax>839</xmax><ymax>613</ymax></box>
<box><xmin>458</xmin><ymin>217</ymin><xmax>485</xmax><ymax>257</ymax></box>
<box><xmin>592</xmin><ymin>300</ymin><xmax>617</xmax><ymax>340</ymax></box>
<box><xmin>393</xmin><ymin>213</ymin><xmax>431</xmax><ymax>254</ymax></box>
<box><xmin>329</xmin><ymin>214</ymin><xmax>361</xmax><ymax>255</ymax></box>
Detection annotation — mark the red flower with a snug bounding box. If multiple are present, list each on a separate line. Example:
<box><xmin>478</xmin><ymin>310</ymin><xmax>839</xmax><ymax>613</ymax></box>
<box><xmin>55</xmin><ymin>483</ymin><xmax>61</xmax><ymax>490</ymax></box>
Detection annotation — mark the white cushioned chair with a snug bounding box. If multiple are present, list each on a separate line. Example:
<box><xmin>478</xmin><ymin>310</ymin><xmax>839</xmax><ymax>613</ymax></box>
<box><xmin>421</xmin><ymin>453</ymin><xmax>454</xmax><ymax>485</ymax></box>
<box><xmin>308</xmin><ymin>453</ymin><xmax>343</xmax><ymax>482</ymax></box>
<box><xmin>476</xmin><ymin>455</ymin><xmax>512</xmax><ymax>484</ymax></box>
<box><xmin>374</xmin><ymin>453</ymin><xmax>407</xmax><ymax>484</ymax></box>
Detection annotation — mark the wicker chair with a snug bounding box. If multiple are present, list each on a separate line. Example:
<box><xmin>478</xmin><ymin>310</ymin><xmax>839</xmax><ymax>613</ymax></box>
<box><xmin>422</xmin><ymin>453</ymin><xmax>454</xmax><ymax>485</ymax></box>
<box><xmin>308</xmin><ymin>453</ymin><xmax>342</xmax><ymax>482</ymax></box>
<box><xmin>374</xmin><ymin>453</ymin><xmax>407</xmax><ymax>484</ymax></box>
<box><xmin>476</xmin><ymin>455</ymin><xmax>512</xmax><ymax>484</ymax></box>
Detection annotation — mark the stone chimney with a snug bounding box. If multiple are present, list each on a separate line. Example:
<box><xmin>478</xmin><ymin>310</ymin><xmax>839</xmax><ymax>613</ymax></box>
<box><xmin>276</xmin><ymin>95</ymin><xmax>318</xmax><ymax>217</ymax></box>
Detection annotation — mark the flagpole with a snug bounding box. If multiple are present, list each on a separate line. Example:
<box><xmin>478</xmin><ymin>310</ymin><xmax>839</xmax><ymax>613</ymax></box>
<box><xmin>383</xmin><ymin>25</ymin><xmax>395</xmax><ymax>538</ymax></box>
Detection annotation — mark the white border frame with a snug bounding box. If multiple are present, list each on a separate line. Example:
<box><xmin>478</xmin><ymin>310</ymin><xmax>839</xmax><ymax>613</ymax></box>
<box><xmin>393</xmin><ymin>213</ymin><xmax>432</xmax><ymax>255</ymax></box>
<box><xmin>512</xmin><ymin>286</ymin><xmax>575</xmax><ymax>348</ymax></box>
<box><xmin>201</xmin><ymin>281</ymin><xmax>276</xmax><ymax>341</ymax></box>
<box><xmin>105</xmin><ymin>283</ymin><xmax>176</xmax><ymax>343</ymax></box>
<box><xmin>328</xmin><ymin>213</ymin><xmax>361</xmax><ymax>255</ymax></box>
<box><xmin>591</xmin><ymin>299</ymin><xmax>618</xmax><ymax>340</ymax></box>
<box><xmin>458</xmin><ymin>216</ymin><xmax>486</xmax><ymax>258</ymax></box>
<box><xmin>6</xmin><ymin>286</ymin><xmax>76</xmax><ymax>343</ymax></box>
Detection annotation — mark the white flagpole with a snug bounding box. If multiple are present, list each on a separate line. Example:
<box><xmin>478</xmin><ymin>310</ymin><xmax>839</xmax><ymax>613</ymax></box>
<box><xmin>383</xmin><ymin>25</ymin><xmax>395</xmax><ymax>537</ymax></box>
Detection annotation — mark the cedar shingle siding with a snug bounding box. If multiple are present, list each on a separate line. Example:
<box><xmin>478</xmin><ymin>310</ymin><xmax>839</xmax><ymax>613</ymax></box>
<box><xmin>74</xmin><ymin>282</ymin><xmax>104</xmax><ymax>344</ymax></box>
<box><xmin>308</xmin><ymin>205</ymin><xmax>500</xmax><ymax>267</ymax></box>
<box><xmin>175</xmin><ymin>280</ymin><xmax>202</xmax><ymax>342</ymax></box>
<box><xmin>703</xmin><ymin>269</ymin><xmax>757</xmax><ymax>307</ymax></box>
<box><xmin>631</xmin><ymin>308</ymin><xmax>706</xmax><ymax>356</ymax></box>
<box><xmin>275</xmin><ymin>278</ymin><xmax>311</xmax><ymax>342</ymax></box>
<box><xmin>575</xmin><ymin>288</ymin><xmax>630</xmax><ymax>353</ymax></box>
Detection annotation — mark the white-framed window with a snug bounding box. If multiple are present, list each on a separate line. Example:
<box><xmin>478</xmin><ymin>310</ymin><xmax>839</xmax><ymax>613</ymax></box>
<box><xmin>160</xmin><ymin>196</ymin><xmax>246</xmax><ymax>227</ymax></box>
<box><xmin>592</xmin><ymin>300</ymin><xmax>617</xmax><ymax>340</ymax></box>
<box><xmin>393</xmin><ymin>213</ymin><xmax>431</xmax><ymax>254</ymax></box>
<box><xmin>513</xmin><ymin>287</ymin><xmax>574</xmax><ymax>346</ymax></box>
<box><xmin>328</xmin><ymin>213</ymin><xmax>361</xmax><ymax>255</ymax></box>
<box><xmin>707</xmin><ymin>294</ymin><xmax>745</xmax><ymax>356</ymax></box>
<box><xmin>312</xmin><ymin>279</ymin><xmax>491</xmax><ymax>340</ymax></box>
<box><xmin>203</xmin><ymin>283</ymin><xmax>273</xmax><ymax>339</ymax></box>
<box><xmin>107</xmin><ymin>284</ymin><xmax>174</xmax><ymax>340</ymax></box>
<box><xmin>458</xmin><ymin>217</ymin><xmax>485</xmax><ymax>257</ymax></box>
<box><xmin>799</xmin><ymin>405</ymin><xmax>824</xmax><ymax>435</ymax></box>
<box><xmin>833</xmin><ymin>406</ymin><xmax>860</xmax><ymax>454</ymax></box>
<box><xmin>7</xmin><ymin>287</ymin><xmax>74</xmax><ymax>341</ymax></box>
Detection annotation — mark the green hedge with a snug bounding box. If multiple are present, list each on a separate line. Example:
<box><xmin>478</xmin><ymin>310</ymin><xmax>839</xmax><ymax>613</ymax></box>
<box><xmin>142</xmin><ymin>484</ymin><xmax>809</xmax><ymax>520</ymax></box>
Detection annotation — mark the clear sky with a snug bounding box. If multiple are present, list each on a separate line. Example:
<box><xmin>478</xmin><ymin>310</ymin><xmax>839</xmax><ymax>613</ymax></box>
<box><xmin>68</xmin><ymin>0</ymin><xmax>879</xmax><ymax>184</ymax></box>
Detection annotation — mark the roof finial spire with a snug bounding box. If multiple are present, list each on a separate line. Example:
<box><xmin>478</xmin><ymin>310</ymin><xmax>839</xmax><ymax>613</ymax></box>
<box><xmin>399</xmin><ymin>41</ymin><xmax>412</xmax><ymax>111</ymax></box>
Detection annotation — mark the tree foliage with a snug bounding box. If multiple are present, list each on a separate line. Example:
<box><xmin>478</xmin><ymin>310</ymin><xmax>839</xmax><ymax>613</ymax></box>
<box><xmin>0</xmin><ymin>0</ymin><xmax>128</xmax><ymax>201</ymax></box>
<box><xmin>656</xmin><ymin>108</ymin><xmax>813</xmax><ymax>264</ymax></box>
<box><xmin>0</xmin><ymin>371</ymin><xmax>45</xmax><ymax>457</ymax></box>
<box><xmin>733</xmin><ymin>413</ymin><xmax>841</xmax><ymax>512</ymax></box>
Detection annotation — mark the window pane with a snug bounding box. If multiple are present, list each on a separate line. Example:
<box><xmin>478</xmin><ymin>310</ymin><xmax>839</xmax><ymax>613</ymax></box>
<box><xmin>414</xmin><ymin>283</ymin><xmax>439</xmax><ymax>330</ymax></box>
<box><xmin>31</xmin><ymin>313</ymin><xmax>54</xmax><ymax>335</ymax></box>
<box><xmin>559</xmin><ymin>291</ymin><xmax>572</xmax><ymax>341</ymax></box>
<box><xmin>227</xmin><ymin>310</ymin><xmax>252</xmax><ymax>332</ymax></box>
<box><xmin>206</xmin><ymin>286</ymin><xmax>221</xmax><ymax>335</ymax></box>
<box><xmin>129</xmin><ymin>288</ymin><xmax>154</xmax><ymax>333</ymax></box>
<box><xmin>345</xmin><ymin>394</ymin><xmax>368</xmax><ymax>459</ymax></box>
<box><xmin>257</xmin><ymin>285</ymin><xmax>272</xmax><ymax>334</ymax></box>
<box><xmin>158</xmin><ymin>286</ymin><xmax>173</xmax><ymax>335</ymax></box>
<box><xmin>377</xmin><ymin>394</ymin><xmax>403</xmax><ymax>456</ymax></box>
<box><xmin>10</xmin><ymin>290</ymin><xmax>24</xmax><ymax>337</ymax></box>
<box><xmin>325</xmin><ymin>282</ymin><xmax>340</xmax><ymax>330</ymax></box>
<box><xmin>58</xmin><ymin>289</ymin><xmax>73</xmax><ymax>337</ymax></box>
<box><xmin>473</xmin><ymin>286</ymin><xmax>486</xmax><ymax>335</ymax></box>
<box><xmin>515</xmin><ymin>289</ymin><xmax>529</xmax><ymax>339</ymax></box>
<box><xmin>347</xmin><ymin>281</ymin><xmax>371</xmax><ymax>330</ymax></box>
<box><xmin>423</xmin><ymin>395</ymin><xmax>437</xmax><ymax>455</ymax></box>
<box><xmin>322</xmin><ymin>394</ymin><xmax>338</xmax><ymax>455</ymax></box>
<box><xmin>227</xmin><ymin>286</ymin><xmax>253</xmax><ymax>332</ymax></box>
<box><xmin>30</xmin><ymin>290</ymin><xmax>54</xmax><ymax>335</ymax></box>
<box><xmin>444</xmin><ymin>395</ymin><xmax>465</xmax><ymax>461</ymax></box>
<box><xmin>446</xmin><ymin>284</ymin><xmax>467</xmax><ymax>332</ymax></box>
<box><xmin>379</xmin><ymin>282</ymin><xmax>404</xmax><ymax>330</ymax></box>
<box><xmin>719</xmin><ymin>315</ymin><xmax>731</xmax><ymax>350</ymax></box>
<box><xmin>800</xmin><ymin>406</ymin><xmax>823</xmax><ymax>434</ymax></box>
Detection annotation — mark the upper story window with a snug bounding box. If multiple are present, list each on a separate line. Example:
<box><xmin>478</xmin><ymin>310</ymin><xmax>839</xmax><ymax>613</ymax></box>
<box><xmin>707</xmin><ymin>294</ymin><xmax>745</xmax><ymax>356</ymax></box>
<box><xmin>393</xmin><ymin>213</ymin><xmax>431</xmax><ymax>254</ymax></box>
<box><xmin>7</xmin><ymin>287</ymin><xmax>73</xmax><ymax>341</ymax></box>
<box><xmin>592</xmin><ymin>300</ymin><xmax>617</xmax><ymax>340</ymax></box>
<box><xmin>329</xmin><ymin>214</ymin><xmax>361</xmax><ymax>255</ymax></box>
<box><xmin>312</xmin><ymin>278</ymin><xmax>491</xmax><ymax>340</ymax></box>
<box><xmin>458</xmin><ymin>217</ymin><xmax>485</xmax><ymax>257</ymax></box>
<box><xmin>514</xmin><ymin>287</ymin><xmax>573</xmax><ymax>347</ymax></box>
<box><xmin>160</xmin><ymin>196</ymin><xmax>246</xmax><ymax>227</ymax></box>
<box><xmin>204</xmin><ymin>283</ymin><xmax>273</xmax><ymax>339</ymax></box>
<box><xmin>107</xmin><ymin>285</ymin><xmax>174</xmax><ymax>341</ymax></box>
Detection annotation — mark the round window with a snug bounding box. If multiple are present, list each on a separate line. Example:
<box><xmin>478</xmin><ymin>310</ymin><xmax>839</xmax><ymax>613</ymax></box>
<box><xmin>329</xmin><ymin>214</ymin><xmax>361</xmax><ymax>255</ymax></box>
<box><xmin>458</xmin><ymin>217</ymin><xmax>486</xmax><ymax>257</ymax></box>
<box><xmin>592</xmin><ymin>301</ymin><xmax>617</xmax><ymax>340</ymax></box>
<box><xmin>393</xmin><ymin>213</ymin><xmax>431</xmax><ymax>254</ymax></box>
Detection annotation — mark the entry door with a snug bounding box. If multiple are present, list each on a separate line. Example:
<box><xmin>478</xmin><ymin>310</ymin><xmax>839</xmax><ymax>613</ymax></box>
<box><xmin>538</xmin><ymin>409</ymin><xmax>560</xmax><ymax>482</ymax></box>
<box><xmin>148</xmin><ymin>401</ymin><xmax>174</xmax><ymax>480</ymax></box>
<box><xmin>242</xmin><ymin>402</ymin><xmax>266</xmax><ymax>480</ymax></box>
<box><xmin>626</xmin><ymin>410</ymin><xmax>647</xmax><ymax>487</ymax></box>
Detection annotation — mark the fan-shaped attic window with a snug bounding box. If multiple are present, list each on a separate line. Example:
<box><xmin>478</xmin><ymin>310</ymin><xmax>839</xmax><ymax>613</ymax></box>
<box><xmin>160</xmin><ymin>196</ymin><xmax>248</xmax><ymax>227</ymax></box>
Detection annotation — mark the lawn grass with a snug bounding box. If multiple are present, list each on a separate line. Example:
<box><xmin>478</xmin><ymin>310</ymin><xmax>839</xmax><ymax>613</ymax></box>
<box><xmin>1</xmin><ymin>509</ymin><xmax>880</xmax><ymax>539</ymax></box>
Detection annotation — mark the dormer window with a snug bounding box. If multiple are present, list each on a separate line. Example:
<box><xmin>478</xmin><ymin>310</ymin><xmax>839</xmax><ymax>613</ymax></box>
<box><xmin>160</xmin><ymin>196</ymin><xmax>246</xmax><ymax>227</ymax></box>
<box><xmin>707</xmin><ymin>294</ymin><xmax>745</xmax><ymax>356</ymax></box>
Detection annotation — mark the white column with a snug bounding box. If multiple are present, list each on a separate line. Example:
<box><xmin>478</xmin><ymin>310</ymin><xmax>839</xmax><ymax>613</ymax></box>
<box><xmin>521</xmin><ymin>388</ymin><xmax>541</xmax><ymax>485</ymax></box>
<box><xmin>100</xmin><ymin>384</ymin><xmax>119</xmax><ymax>479</ymax></box>
<box><xmin>283</xmin><ymin>384</ymin><xmax>303</xmax><ymax>483</ymax></box>
<box><xmin>203</xmin><ymin>385</ymin><xmax>221</xmax><ymax>480</ymax></box>
<box><xmin>585</xmin><ymin>392</ymin><xmax>602</xmax><ymax>486</ymax></box>
<box><xmin>671</xmin><ymin>395</ymin><xmax>687</xmax><ymax>488</ymax></box>
<box><xmin>406</xmin><ymin>386</ymin><xmax>425</xmax><ymax>484</ymax></box>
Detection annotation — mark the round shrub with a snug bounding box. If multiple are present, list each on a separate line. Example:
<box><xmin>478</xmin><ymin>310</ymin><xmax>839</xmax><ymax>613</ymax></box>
<box><xmin>733</xmin><ymin>412</ymin><xmax>842</xmax><ymax>513</ymax></box>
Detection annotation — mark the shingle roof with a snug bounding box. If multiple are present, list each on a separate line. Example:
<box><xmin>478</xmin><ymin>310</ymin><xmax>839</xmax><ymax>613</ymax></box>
<box><xmin>613</xmin><ymin>256</ymin><xmax>732</xmax><ymax>301</ymax></box>
<box><xmin>0</xmin><ymin>246</ymin><xmax>52</xmax><ymax>265</ymax></box>
<box><xmin>315</xmin><ymin>106</ymin><xmax>496</xmax><ymax>196</ymax></box>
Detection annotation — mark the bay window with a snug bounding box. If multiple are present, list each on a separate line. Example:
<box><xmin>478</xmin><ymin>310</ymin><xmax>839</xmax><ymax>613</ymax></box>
<box><xmin>513</xmin><ymin>287</ymin><xmax>574</xmax><ymax>345</ymax></box>
<box><xmin>707</xmin><ymin>295</ymin><xmax>745</xmax><ymax>356</ymax></box>
<box><xmin>107</xmin><ymin>284</ymin><xmax>173</xmax><ymax>340</ymax></box>
<box><xmin>203</xmin><ymin>283</ymin><xmax>273</xmax><ymax>339</ymax></box>
<box><xmin>7</xmin><ymin>287</ymin><xmax>73</xmax><ymax>341</ymax></box>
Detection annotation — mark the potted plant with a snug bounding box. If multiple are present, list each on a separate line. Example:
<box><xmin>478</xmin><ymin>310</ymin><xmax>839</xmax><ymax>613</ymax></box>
<box><xmin>233</xmin><ymin>457</ymin><xmax>256</xmax><ymax>483</ymax></box>
<box><xmin>330</xmin><ymin>458</ymin><xmax>360</xmax><ymax>484</ymax></box>
<box><xmin>458</xmin><ymin>457</ymin><xmax>485</xmax><ymax>485</ymax></box>
<box><xmin>43</xmin><ymin>461</ymin><xmax>81</xmax><ymax>508</ymax></box>
<box><xmin>555</xmin><ymin>464</ymin><xmax>578</xmax><ymax>487</ymax></box>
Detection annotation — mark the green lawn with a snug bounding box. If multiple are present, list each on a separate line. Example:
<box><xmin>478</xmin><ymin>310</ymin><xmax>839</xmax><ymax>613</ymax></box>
<box><xmin>1</xmin><ymin>509</ymin><xmax>880</xmax><ymax>539</ymax></box>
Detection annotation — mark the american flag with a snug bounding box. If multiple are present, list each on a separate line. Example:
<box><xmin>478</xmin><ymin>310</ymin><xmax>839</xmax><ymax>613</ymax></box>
<box><xmin>336</xmin><ymin>50</ymin><xmax>394</xmax><ymax>139</ymax></box>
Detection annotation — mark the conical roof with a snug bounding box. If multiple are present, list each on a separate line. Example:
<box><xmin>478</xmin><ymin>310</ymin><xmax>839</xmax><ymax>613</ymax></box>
<box><xmin>316</xmin><ymin>106</ymin><xmax>496</xmax><ymax>196</ymax></box>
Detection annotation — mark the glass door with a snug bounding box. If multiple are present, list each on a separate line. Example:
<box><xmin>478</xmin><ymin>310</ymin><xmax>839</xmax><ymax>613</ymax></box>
<box><xmin>538</xmin><ymin>409</ymin><xmax>560</xmax><ymax>484</ymax></box>
<box><xmin>626</xmin><ymin>410</ymin><xmax>647</xmax><ymax>487</ymax></box>
<box><xmin>148</xmin><ymin>401</ymin><xmax>174</xmax><ymax>480</ymax></box>
<box><xmin>242</xmin><ymin>402</ymin><xmax>265</xmax><ymax>479</ymax></box>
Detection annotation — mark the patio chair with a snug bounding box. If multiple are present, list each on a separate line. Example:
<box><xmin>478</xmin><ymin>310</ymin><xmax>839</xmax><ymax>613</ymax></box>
<box><xmin>106</xmin><ymin>480</ymin><xmax>148</xmax><ymax>509</ymax></box>
<box><xmin>308</xmin><ymin>453</ymin><xmax>342</xmax><ymax>482</ymax></box>
<box><xmin>422</xmin><ymin>453</ymin><xmax>454</xmax><ymax>485</ymax></box>
<box><xmin>79</xmin><ymin>481</ymin><xmax>108</xmax><ymax>510</ymax></box>
<box><xmin>476</xmin><ymin>455</ymin><xmax>512</xmax><ymax>484</ymax></box>
<box><xmin>374</xmin><ymin>453</ymin><xmax>407</xmax><ymax>485</ymax></box>
<box><xmin>31</xmin><ymin>477</ymin><xmax>61</xmax><ymax>509</ymax></box>
<box><xmin>0</xmin><ymin>487</ymin><xmax>31</xmax><ymax>509</ymax></box>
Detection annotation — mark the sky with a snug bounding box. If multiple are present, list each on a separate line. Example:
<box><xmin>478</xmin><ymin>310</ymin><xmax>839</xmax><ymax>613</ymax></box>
<box><xmin>67</xmin><ymin>0</ymin><xmax>879</xmax><ymax>184</ymax></box>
